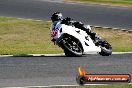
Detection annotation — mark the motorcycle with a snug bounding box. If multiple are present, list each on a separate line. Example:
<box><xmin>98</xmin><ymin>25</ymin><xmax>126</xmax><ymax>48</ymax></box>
<box><xmin>50</xmin><ymin>21</ymin><xmax>112</xmax><ymax>57</ymax></box>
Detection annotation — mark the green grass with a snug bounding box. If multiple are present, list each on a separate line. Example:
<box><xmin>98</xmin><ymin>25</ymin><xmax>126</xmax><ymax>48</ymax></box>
<box><xmin>81</xmin><ymin>84</ymin><xmax>132</xmax><ymax>88</ymax></box>
<box><xmin>0</xmin><ymin>17</ymin><xmax>63</xmax><ymax>55</ymax></box>
<box><xmin>80</xmin><ymin>84</ymin><xmax>132</xmax><ymax>88</ymax></box>
<box><xmin>68</xmin><ymin>0</ymin><xmax>132</xmax><ymax>6</ymax></box>
<box><xmin>0</xmin><ymin>17</ymin><xmax>132</xmax><ymax>55</ymax></box>
<box><xmin>93</xmin><ymin>27</ymin><xmax>132</xmax><ymax>52</ymax></box>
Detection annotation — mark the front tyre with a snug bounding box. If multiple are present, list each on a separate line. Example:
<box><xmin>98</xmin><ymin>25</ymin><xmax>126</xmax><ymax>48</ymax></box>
<box><xmin>98</xmin><ymin>40</ymin><xmax>112</xmax><ymax>56</ymax></box>
<box><xmin>59</xmin><ymin>35</ymin><xmax>83</xmax><ymax>57</ymax></box>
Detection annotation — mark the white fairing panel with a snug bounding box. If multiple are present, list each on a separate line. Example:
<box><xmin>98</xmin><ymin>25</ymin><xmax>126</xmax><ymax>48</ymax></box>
<box><xmin>51</xmin><ymin>22</ymin><xmax>101</xmax><ymax>54</ymax></box>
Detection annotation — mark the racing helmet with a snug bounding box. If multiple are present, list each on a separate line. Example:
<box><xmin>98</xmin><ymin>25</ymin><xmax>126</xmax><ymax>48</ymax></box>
<box><xmin>51</xmin><ymin>12</ymin><xmax>63</xmax><ymax>22</ymax></box>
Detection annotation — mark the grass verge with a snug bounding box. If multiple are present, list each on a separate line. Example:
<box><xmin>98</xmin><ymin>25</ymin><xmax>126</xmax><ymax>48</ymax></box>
<box><xmin>0</xmin><ymin>17</ymin><xmax>132</xmax><ymax>55</ymax></box>
<box><xmin>92</xmin><ymin>27</ymin><xmax>132</xmax><ymax>52</ymax></box>
<box><xmin>67</xmin><ymin>0</ymin><xmax>132</xmax><ymax>7</ymax></box>
<box><xmin>0</xmin><ymin>17</ymin><xmax>63</xmax><ymax>55</ymax></box>
<box><xmin>81</xmin><ymin>84</ymin><xmax>132</xmax><ymax>88</ymax></box>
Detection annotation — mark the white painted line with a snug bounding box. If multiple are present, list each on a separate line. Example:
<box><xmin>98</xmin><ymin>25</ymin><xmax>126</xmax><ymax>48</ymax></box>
<box><xmin>94</xmin><ymin>26</ymin><xmax>102</xmax><ymax>28</ymax></box>
<box><xmin>17</xmin><ymin>18</ymin><xmax>25</xmax><ymax>20</ymax></box>
<box><xmin>43</xmin><ymin>53</ymin><xmax>65</xmax><ymax>56</ymax></box>
<box><xmin>102</xmin><ymin>27</ymin><xmax>112</xmax><ymax>29</ymax></box>
<box><xmin>28</xmin><ymin>53</ymin><xmax>65</xmax><ymax>56</ymax></box>
<box><xmin>128</xmin><ymin>30</ymin><xmax>132</xmax><ymax>33</ymax></box>
<box><xmin>0</xmin><ymin>52</ymin><xmax>132</xmax><ymax>57</ymax></box>
<box><xmin>26</xmin><ymin>84</ymin><xmax>79</xmax><ymax>88</ymax></box>
<box><xmin>112</xmin><ymin>28</ymin><xmax>120</xmax><ymax>30</ymax></box>
<box><xmin>112</xmin><ymin>52</ymin><xmax>132</xmax><ymax>54</ymax></box>
<box><xmin>4</xmin><ymin>85</ymin><xmax>78</xmax><ymax>88</ymax></box>
<box><xmin>4</xmin><ymin>83</ymin><xmax>132</xmax><ymax>88</ymax></box>
<box><xmin>0</xmin><ymin>55</ymin><xmax>13</xmax><ymax>57</ymax></box>
<box><xmin>91</xmin><ymin>25</ymin><xmax>132</xmax><ymax>33</ymax></box>
<box><xmin>4</xmin><ymin>87</ymin><xmax>25</xmax><ymax>88</ymax></box>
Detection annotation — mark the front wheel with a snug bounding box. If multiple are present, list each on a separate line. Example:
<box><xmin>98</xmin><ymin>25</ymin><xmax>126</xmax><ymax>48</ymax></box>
<box><xmin>97</xmin><ymin>39</ymin><xmax>112</xmax><ymax>56</ymax></box>
<box><xmin>59</xmin><ymin>35</ymin><xmax>83</xmax><ymax>57</ymax></box>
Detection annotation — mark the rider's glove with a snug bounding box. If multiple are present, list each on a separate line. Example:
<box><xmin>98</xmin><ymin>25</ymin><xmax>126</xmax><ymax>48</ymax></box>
<box><xmin>51</xmin><ymin>38</ymin><xmax>56</xmax><ymax>45</ymax></box>
<box><xmin>51</xmin><ymin>38</ymin><xmax>56</xmax><ymax>42</ymax></box>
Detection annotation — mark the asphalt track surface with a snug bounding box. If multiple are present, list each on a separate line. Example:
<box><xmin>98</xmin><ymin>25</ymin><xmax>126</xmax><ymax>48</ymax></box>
<box><xmin>0</xmin><ymin>0</ymin><xmax>132</xmax><ymax>87</ymax></box>
<box><xmin>0</xmin><ymin>0</ymin><xmax>132</xmax><ymax>30</ymax></box>
<box><xmin>0</xmin><ymin>54</ymin><xmax>132</xmax><ymax>87</ymax></box>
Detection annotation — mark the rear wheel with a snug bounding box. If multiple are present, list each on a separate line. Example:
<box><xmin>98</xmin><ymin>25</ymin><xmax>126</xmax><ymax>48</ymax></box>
<box><xmin>59</xmin><ymin>34</ymin><xmax>83</xmax><ymax>57</ymax></box>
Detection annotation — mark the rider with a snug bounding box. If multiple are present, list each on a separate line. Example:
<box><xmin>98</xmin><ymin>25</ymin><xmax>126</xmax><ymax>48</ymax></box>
<box><xmin>50</xmin><ymin>12</ymin><xmax>96</xmax><ymax>41</ymax></box>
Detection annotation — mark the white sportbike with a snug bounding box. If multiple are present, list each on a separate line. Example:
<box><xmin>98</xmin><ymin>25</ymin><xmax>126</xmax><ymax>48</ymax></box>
<box><xmin>50</xmin><ymin>21</ymin><xmax>112</xmax><ymax>56</ymax></box>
